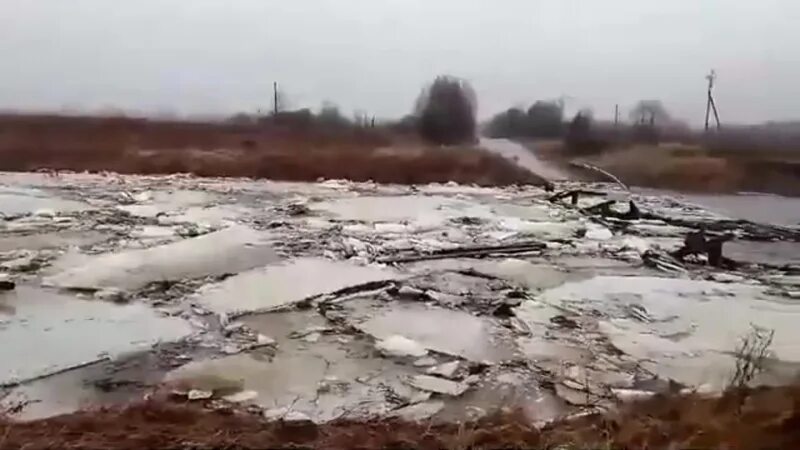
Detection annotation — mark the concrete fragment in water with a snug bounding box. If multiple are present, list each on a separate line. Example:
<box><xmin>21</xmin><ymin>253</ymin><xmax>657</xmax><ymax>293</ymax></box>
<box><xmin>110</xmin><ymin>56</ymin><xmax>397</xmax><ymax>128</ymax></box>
<box><xmin>44</xmin><ymin>226</ymin><xmax>276</xmax><ymax>290</ymax></box>
<box><xmin>264</xmin><ymin>408</ymin><xmax>311</xmax><ymax>422</ymax></box>
<box><xmin>187</xmin><ymin>389</ymin><xmax>214</xmax><ymax>400</ymax></box>
<box><xmin>406</xmin><ymin>375</ymin><xmax>468</xmax><ymax>396</ymax></box>
<box><xmin>376</xmin><ymin>335</ymin><xmax>428</xmax><ymax>358</ymax></box>
<box><xmin>585</xmin><ymin>223</ymin><xmax>613</xmax><ymax>240</ymax></box>
<box><xmin>253</xmin><ymin>334</ymin><xmax>276</xmax><ymax>347</ymax></box>
<box><xmin>222</xmin><ymin>390</ymin><xmax>259</xmax><ymax>403</ymax></box>
<box><xmin>413</xmin><ymin>357</ymin><xmax>438</xmax><ymax>367</ymax></box>
<box><xmin>0</xmin><ymin>287</ymin><xmax>191</xmax><ymax>386</ymax></box>
<box><xmin>426</xmin><ymin>361</ymin><xmax>460</xmax><ymax>379</ymax></box>
<box><xmin>391</xmin><ymin>400</ymin><xmax>445</xmax><ymax>421</ymax></box>
<box><xmin>194</xmin><ymin>258</ymin><xmax>397</xmax><ymax>316</ymax></box>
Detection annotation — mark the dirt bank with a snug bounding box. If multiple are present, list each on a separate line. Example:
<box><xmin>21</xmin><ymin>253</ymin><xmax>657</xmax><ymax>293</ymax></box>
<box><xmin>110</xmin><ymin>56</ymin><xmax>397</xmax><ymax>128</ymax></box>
<box><xmin>0</xmin><ymin>114</ymin><xmax>547</xmax><ymax>186</ymax></box>
<box><xmin>3</xmin><ymin>384</ymin><xmax>800</xmax><ymax>449</ymax></box>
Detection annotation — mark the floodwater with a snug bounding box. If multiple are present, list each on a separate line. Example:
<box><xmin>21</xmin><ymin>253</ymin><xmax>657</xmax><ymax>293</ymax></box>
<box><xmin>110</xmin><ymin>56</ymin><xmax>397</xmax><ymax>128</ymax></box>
<box><xmin>2</xmin><ymin>170</ymin><xmax>799</xmax><ymax>424</ymax></box>
<box><xmin>634</xmin><ymin>188</ymin><xmax>800</xmax><ymax>227</ymax></box>
<box><xmin>531</xmin><ymin>275</ymin><xmax>800</xmax><ymax>389</ymax></box>
<box><xmin>0</xmin><ymin>286</ymin><xmax>192</xmax><ymax>386</ymax></box>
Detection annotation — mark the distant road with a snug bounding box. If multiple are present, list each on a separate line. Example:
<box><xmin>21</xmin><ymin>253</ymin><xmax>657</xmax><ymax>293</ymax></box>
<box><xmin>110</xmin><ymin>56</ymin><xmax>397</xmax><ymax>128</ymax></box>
<box><xmin>480</xmin><ymin>138</ymin><xmax>570</xmax><ymax>182</ymax></box>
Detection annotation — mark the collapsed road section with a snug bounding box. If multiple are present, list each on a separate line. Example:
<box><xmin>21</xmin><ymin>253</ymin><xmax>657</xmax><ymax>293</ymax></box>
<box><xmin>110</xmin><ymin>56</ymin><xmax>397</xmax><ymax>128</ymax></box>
<box><xmin>1</xmin><ymin>171</ymin><xmax>799</xmax><ymax>424</ymax></box>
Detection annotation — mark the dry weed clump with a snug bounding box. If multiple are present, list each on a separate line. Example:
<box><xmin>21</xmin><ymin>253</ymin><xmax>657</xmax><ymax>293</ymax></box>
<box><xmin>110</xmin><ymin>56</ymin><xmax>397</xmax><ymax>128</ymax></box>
<box><xmin>730</xmin><ymin>325</ymin><xmax>775</xmax><ymax>389</ymax></box>
<box><xmin>550</xmin><ymin>142</ymin><xmax>800</xmax><ymax>195</ymax></box>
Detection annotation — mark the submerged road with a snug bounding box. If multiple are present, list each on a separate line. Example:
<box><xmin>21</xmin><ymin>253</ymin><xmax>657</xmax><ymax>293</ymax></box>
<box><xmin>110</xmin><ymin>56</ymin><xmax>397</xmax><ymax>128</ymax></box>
<box><xmin>480</xmin><ymin>138</ymin><xmax>570</xmax><ymax>182</ymax></box>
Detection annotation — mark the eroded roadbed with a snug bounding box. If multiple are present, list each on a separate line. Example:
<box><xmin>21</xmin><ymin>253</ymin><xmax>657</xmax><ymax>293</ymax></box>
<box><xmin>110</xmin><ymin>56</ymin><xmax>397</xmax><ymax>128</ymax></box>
<box><xmin>1</xmin><ymin>172</ymin><xmax>799</xmax><ymax>423</ymax></box>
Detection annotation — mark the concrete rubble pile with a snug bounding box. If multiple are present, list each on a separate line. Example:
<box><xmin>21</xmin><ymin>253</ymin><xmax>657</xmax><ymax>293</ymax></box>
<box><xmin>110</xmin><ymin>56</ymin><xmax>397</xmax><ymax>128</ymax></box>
<box><xmin>1</xmin><ymin>171</ymin><xmax>799</xmax><ymax>424</ymax></box>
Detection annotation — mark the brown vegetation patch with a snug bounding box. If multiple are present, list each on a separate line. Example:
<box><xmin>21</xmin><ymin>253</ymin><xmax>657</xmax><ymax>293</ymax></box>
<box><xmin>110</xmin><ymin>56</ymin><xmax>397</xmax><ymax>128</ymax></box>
<box><xmin>3</xmin><ymin>385</ymin><xmax>800</xmax><ymax>449</ymax></box>
<box><xmin>531</xmin><ymin>140</ymin><xmax>800</xmax><ymax>196</ymax></box>
<box><xmin>0</xmin><ymin>114</ymin><xmax>545</xmax><ymax>186</ymax></box>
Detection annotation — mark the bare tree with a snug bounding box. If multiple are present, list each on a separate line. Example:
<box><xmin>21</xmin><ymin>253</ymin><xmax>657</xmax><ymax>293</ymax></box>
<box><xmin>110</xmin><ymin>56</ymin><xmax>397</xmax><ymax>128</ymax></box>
<box><xmin>629</xmin><ymin>100</ymin><xmax>671</xmax><ymax>126</ymax></box>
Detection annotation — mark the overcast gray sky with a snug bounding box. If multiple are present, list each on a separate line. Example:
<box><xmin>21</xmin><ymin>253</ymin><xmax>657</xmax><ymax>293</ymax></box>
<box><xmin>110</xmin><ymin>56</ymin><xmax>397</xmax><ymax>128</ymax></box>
<box><xmin>1</xmin><ymin>0</ymin><xmax>798</xmax><ymax>125</ymax></box>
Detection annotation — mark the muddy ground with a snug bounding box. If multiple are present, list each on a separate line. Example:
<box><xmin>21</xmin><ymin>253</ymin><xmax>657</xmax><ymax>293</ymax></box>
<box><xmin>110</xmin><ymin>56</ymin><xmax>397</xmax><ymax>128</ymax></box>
<box><xmin>1</xmin><ymin>171</ymin><xmax>799</xmax><ymax>447</ymax></box>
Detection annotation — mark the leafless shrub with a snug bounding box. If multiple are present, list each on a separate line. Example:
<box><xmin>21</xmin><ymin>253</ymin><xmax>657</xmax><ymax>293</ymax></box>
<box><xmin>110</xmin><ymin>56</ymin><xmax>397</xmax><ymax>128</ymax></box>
<box><xmin>730</xmin><ymin>324</ymin><xmax>775</xmax><ymax>388</ymax></box>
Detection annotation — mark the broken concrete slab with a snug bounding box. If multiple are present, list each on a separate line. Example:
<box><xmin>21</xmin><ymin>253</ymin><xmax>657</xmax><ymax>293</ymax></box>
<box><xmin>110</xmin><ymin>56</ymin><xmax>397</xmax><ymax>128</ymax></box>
<box><xmin>194</xmin><ymin>257</ymin><xmax>398</xmax><ymax>316</ymax></box>
<box><xmin>344</xmin><ymin>299</ymin><xmax>517</xmax><ymax>363</ymax></box>
<box><xmin>426</xmin><ymin>361</ymin><xmax>460</xmax><ymax>379</ymax></box>
<box><xmin>0</xmin><ymin>287</ymin><xmax>192</xmax><ymax>386</ymax></box>
<box><xmin>43</xmin><ymin>226</ymin><xmax>277</xmax><ymax>291</ymax></box>
<box><xmin>406</xmin><ymin>375</ymin><xmax>469</xmax><ymax>396</ymax></box>
<box><xmin>375</xmin><ymin>335</ymin><xmax>428</xmax><ymax>358</ymax></box>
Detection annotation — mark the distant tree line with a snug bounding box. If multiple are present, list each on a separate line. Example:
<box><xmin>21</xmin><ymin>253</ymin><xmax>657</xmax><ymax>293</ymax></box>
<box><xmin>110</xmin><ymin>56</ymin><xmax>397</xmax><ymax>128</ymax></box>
<box><xmin>486</xmin><ymin>100</ymin><xmax>565</xmax><ymax>139</ymax></box>
<box><xmin>225</xmin><ymin>75</ymin><xmax>480</xmax><ymax>147</ymax></box>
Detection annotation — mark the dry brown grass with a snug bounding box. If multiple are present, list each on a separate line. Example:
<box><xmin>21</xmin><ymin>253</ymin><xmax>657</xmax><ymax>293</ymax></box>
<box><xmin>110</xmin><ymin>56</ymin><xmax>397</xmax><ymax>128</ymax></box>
<box><xmin>2</xmin><ymin>385</ymin><xmax>800</xmax><ymax>449</ymax></box>
<box><xmin>531</xmin><ymin>140</ymin><xmax>800</xmax><ymax>195</ymax></box>
<box><xmin>0</xmin><ymin>114</ymin><xmax>545</xmax><ymax>186</ymax></box>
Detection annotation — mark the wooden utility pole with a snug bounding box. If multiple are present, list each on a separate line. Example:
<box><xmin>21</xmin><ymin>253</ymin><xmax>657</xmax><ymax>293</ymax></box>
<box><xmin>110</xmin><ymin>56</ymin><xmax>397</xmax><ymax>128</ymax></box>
<box><xmin>273</xmin><ymin>82</ymin><xmax>279</xmax><ymax>116</ymax></box>
<box><xmin>704</xmin><ymin>70</ymin><xmax>721</xmax><ymax>131</ymax></box>
<box><xmin>614</xmin><ymin>104</ymin><xmax>620</xmax><ymax>127</ymax></box>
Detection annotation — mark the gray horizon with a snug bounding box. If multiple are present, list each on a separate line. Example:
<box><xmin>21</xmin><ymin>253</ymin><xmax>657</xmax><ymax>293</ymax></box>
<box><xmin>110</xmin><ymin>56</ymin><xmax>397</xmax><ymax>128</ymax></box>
<box><xmin>1</xmin><ymin>0</ymin><xmax>798</xmax><ymax>126</ymax></box>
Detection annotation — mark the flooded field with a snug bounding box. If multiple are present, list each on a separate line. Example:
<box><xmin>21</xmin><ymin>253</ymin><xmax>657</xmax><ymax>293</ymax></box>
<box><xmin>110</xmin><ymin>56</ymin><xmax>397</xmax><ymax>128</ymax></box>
<box><xmin>1</xmin><ymin>171</ymin><xmax>799</xmax><ymax>423</ymax></box>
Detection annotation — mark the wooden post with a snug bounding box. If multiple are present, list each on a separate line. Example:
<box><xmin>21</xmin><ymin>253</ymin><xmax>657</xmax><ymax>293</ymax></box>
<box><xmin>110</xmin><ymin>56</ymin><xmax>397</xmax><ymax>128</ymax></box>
<box><xmin>273</xmin><ymin>82</ymin><xmax>279</xmax><ymax>116</ymax></box>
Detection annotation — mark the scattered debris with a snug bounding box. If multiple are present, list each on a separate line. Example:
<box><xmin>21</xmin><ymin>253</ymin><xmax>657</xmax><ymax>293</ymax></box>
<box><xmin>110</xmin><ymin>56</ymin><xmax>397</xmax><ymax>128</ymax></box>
<box><xmin>380</xmin><ymin>241</ymin><xmax>546</xmax><ymax>264</ymax></box>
